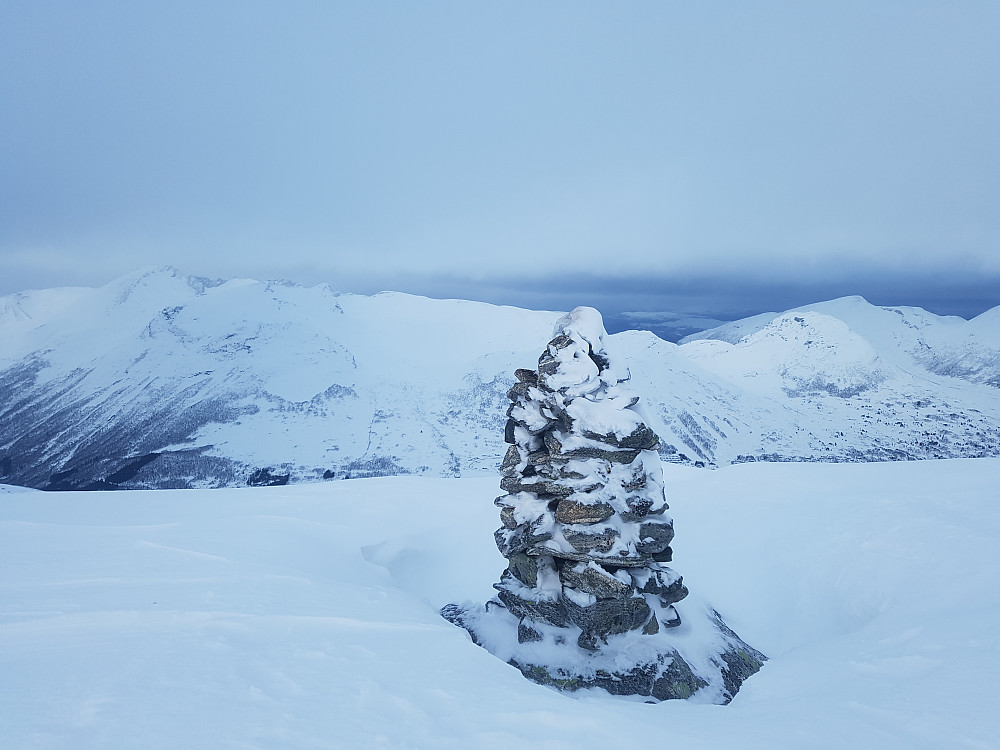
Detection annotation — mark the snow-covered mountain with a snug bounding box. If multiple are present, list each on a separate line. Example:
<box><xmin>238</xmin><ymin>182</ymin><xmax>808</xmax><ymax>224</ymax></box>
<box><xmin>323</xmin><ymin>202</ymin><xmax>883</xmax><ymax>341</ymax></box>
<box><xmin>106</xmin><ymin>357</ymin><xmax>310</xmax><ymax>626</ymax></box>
<box><xmin>1</xmin><ymin>267</ymin><xmax>998</xmax><ymax>490</ymax></box>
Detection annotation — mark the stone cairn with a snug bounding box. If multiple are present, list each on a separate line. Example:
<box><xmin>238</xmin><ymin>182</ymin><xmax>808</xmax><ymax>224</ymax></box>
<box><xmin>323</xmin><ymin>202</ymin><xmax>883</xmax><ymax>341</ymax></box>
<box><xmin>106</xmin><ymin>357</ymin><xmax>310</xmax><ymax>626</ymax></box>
<box><xmin>495</xmin><ymin>307</ymin><xmax>684</xmax><ymax>650</ymax></box>
<box><xmin>444</xmin><ymin>307</ymin><xmax>764</xmax><ymax>702</ymax></box>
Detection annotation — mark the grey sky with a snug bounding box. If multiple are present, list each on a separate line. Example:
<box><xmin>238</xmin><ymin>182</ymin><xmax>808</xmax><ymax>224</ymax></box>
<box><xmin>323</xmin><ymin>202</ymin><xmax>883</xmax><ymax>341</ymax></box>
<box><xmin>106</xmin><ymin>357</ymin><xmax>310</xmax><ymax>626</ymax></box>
<box><xmin>2</xmin><ymin>1</ymin><xmax>999</xmax><ymax>321</ymax></box>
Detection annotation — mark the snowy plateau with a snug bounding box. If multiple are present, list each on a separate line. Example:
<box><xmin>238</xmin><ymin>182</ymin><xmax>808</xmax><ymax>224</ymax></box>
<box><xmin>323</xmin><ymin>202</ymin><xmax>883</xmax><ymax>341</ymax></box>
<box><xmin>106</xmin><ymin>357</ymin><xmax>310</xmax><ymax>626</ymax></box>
<box><xmin>2</xmin><ymin>267</ymin><xmax>999</xmax><ymax>747</ymax></box>
<box><xmin>1</xmin><ymin>266</ymin><xmax>999</xmax><ymax>490</ymax></box>
<box><xmin>2</xmin><ymin>460</ymin><xmax>998</xmax><ymax>748</ymax></box>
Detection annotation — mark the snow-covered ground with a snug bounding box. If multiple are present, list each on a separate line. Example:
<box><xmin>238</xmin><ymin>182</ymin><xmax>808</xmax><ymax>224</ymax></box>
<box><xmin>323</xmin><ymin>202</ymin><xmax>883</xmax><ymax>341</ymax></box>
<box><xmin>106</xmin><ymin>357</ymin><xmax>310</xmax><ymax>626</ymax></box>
<box><xmin>3</xmin><ymin>458</ymin><xmax>997</xmax><ymax>749</ymax></box>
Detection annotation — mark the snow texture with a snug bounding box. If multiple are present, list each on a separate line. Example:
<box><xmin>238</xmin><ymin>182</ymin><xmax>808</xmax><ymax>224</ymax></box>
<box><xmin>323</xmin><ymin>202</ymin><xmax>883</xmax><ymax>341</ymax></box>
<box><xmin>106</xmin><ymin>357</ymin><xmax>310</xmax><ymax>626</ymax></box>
<box><xmin>2</xmin><ymin>458</ymin><xmax>998</xmax><ymax>747</ymax></box>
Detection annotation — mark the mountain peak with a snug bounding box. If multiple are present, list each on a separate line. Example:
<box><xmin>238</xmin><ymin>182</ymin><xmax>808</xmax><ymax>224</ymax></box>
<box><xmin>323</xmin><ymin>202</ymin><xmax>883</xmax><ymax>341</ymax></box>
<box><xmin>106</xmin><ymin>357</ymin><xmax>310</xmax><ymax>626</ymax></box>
<box><xmin>1</xmin><ymin>269</ymin><xmax>999</xmax><ymax>490</ymax></box>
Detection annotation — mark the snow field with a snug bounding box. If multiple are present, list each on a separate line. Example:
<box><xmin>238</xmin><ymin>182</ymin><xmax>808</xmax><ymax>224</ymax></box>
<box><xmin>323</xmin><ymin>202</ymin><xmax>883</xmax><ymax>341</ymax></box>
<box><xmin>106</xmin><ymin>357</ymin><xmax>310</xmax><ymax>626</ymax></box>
<box><xmin>1</xmin><ymin>458</ymin><xmax>998</xmax><ymax>749</ymax></box>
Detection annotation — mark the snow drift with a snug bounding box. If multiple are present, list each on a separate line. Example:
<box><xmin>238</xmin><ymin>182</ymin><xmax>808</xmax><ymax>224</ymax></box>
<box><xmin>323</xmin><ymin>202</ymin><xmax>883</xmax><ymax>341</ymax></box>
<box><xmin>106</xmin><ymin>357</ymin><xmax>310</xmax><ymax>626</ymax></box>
<box><xmin>2</xmin><ymin>458</ymin><xmax>998</xmax><ymax>748</ymax></box>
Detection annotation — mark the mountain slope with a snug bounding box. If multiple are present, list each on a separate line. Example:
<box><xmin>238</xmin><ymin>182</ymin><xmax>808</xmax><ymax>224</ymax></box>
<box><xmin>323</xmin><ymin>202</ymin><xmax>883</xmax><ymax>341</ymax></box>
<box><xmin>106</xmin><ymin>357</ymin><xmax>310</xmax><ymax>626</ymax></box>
<box><xmin>1</xmin><ymin>268</ymin><xmax>998</xmax><ymax>490</ymax></box>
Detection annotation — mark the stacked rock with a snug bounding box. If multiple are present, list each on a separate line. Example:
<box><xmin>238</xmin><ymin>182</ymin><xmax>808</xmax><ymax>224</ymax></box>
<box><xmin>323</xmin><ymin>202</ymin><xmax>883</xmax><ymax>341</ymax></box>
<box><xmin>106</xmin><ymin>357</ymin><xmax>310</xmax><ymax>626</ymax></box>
<box><xmin>442</xmin><ymin>306</ymin><xmax>765</xmax><ymax>702</ymax></box>
<box><xmin>493</xmin><ymin>306</ymin><xmax>689</xmax><ymax>650</ymax></box>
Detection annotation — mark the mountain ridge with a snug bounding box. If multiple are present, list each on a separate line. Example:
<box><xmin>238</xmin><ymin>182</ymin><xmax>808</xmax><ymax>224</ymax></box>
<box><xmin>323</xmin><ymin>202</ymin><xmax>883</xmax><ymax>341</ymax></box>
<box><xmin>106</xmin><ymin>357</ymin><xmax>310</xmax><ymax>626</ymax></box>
<box><xmin>1</xmin><ymin>268</ymin><xmax>998</xmax><ymax>490</ymax></box>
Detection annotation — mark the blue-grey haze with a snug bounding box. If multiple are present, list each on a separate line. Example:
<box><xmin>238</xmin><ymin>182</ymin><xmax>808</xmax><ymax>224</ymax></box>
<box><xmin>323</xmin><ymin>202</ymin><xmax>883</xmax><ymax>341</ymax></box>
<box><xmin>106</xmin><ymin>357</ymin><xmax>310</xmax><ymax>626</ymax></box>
<box><xmin>2</xmin><ymin>2</ymin><xmax>998</xmax><ymax>326</ymax></box>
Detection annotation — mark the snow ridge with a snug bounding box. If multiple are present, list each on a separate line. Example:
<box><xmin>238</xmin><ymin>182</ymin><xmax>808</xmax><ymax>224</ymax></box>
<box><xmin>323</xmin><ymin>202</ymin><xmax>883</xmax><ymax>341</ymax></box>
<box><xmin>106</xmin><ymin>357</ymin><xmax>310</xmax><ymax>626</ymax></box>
<box><xmin>1</xmin><ymin>270</ymin><xmax>998</xmax><ymax>490</ymax></box>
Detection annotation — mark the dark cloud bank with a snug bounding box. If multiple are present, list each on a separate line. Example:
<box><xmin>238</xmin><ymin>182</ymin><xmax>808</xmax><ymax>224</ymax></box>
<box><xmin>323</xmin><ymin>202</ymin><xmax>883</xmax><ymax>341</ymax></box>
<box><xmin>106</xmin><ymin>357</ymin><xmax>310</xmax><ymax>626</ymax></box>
<box><xmin>318</xmin><ymin>267</ymin><xmax>1000</xmax><ymax>342</ymax></box>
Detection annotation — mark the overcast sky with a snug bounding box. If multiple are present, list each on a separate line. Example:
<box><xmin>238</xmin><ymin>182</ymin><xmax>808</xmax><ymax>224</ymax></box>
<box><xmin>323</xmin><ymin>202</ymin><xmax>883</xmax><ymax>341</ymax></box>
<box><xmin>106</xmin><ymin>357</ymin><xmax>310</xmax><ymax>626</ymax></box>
<box><xmin>2</xmin><ymin>1</ymin><xmax>999</xmax><ymax>321</ymax></box>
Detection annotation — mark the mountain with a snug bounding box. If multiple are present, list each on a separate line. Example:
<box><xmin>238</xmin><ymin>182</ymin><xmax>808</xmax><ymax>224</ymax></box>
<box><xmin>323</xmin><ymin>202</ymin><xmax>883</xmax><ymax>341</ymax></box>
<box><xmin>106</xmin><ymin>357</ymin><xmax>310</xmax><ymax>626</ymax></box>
<box><xmin>1</xmin><ymin>268</ymin><xmax>999</xmax><ymax>490</ymax></box>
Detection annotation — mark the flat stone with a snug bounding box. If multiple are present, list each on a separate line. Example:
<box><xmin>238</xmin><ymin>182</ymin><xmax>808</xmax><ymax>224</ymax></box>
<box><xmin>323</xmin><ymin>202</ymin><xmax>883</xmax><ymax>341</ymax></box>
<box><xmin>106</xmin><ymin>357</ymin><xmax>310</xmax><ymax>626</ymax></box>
<box><xmin>527</xmin><ymin>545</ymin><xmax>653</xmax><ymax>567</ymax></box>
<box><xmin>562</xmin><ymin>527</ymin><xmax>618</xmax><ymax>554</ymax></box>
<box><xmin>505</xmin><ymin>649</ymin><xmax>709</xmax><ymax>702</ymax></box>
<box><xmin>560</xmin><ymin>562</ymin><xmax>631</xmax><ymax>600</ymax></box>
<box><xmin>554</xmin><ymin>498</ymin><xmax>615</xmax><ymax>525</ymax></box>
<box><xmin>564</xmin><ymin>594</ymin><xmax>651</xmax><ymax>639</ymax></box>
<box><xmin>582</xmin><ymin>423</ymin><xmax>660</xmax><ymax>451</ymax></box>
<box><xmin>506</xmin><ymin>401</ymin><xmax>554</xmax><ymax>435</ymax></box>
<box><xmin>544</xmin><ymin>432</ymin><xmax>642</xmax><ymax>464</ymax></box>
<box><xmin>495</xmin><ymin>523</ymin><xmax>553</xmax><ymax>557</ymax></box>
<box><xmin>567</xmin><ymin>446</ymin><xmax>642</xmax><ymax>464</ymax></box>
<box><xmin>620</xmin><ymin>503</ymin><xmax>653</xmax><ymax>522</ymax></box>
<box><xmin>500</xmin><ymin>475</ymin><xmax>575</xmax><ymax>498</ymax></box>
<box><xmin>495</xmin><ymin>582</ymin><xmax>570</xmax><ymax>628</ymax></box>
<box><xmin>494</xmin><ymin>494</ymin><xmax>515</xmax><ymax>508</ymax></box>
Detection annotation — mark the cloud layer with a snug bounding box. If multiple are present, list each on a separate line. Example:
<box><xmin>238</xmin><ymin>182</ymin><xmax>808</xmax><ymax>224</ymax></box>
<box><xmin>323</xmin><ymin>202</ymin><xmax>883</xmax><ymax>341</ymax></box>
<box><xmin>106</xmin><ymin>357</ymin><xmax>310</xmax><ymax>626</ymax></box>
<box><xmin>2</xmin><ymin>2</ymin><xmax>998</xmax><ymax>317</ymax></box>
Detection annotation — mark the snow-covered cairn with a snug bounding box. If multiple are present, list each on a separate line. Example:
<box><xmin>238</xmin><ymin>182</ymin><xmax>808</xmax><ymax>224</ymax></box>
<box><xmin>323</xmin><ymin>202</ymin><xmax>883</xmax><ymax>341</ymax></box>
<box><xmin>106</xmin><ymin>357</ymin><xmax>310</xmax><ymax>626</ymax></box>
<box><xmin>443</xmin><ymin>307</ymin><xmax>765</xmax><ymax>703</ymax></box>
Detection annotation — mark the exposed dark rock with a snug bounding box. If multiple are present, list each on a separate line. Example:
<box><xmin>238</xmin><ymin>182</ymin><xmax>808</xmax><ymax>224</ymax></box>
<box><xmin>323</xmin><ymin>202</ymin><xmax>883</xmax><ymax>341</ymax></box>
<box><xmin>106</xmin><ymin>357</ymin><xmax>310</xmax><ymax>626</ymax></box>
<box><xmin>562</xmin><ymin>527</ymin><xmax>619</xmax><ymax>554</ymax></box>
<box><xmin>517</xmin><ymin>621</ymin><xmax>543</xmax><ymax>643</ymax></box>
<box><xmin>496</xmin><ymin>584</ymin><xmax>570</xmax><ymax>628</ymax></box>
<box><xmin>507</xmin><ymin>552</ymin><xmax>538</xmax><ymax>587</ymax></box>
<box><xmin>564</xmin><ymin>595</ymin><xmax>651</xmax><ymax>641</ymax></box>
<box><xmin>636</xmin><ymin>519</ymin><xmax>675</xmax><ymax>554</ymax></box>
<box><xmin>105</xmin><ymin>453</ymin><xmax>162</xmax><ymax>484</ymax></box>
<box><xmin>526</xmin><ymin>545</ymin><xmax>653</xmax><ymax>567</ymax></box>
<box><xmin>506</xmin><ymin>381</ymin><xmax>532</xmax><ymax>402</ymax></box>
<box><xmin>560</xmin><ymin>562</ymin><xmax>631</xmax><ymax>600</ymax></box>
<box><xmin>642</xmin><ymin>612</ymin><xmax>660</xmax><ymax>635</ymax></box>
<box><xmin>635</xmin><ymin>568</ymin><xmax>689</xmax><ymax>607</ymax></box>
<box><xmin>495</xmin><ymin>521</ymin><xmax>553</xmax><ymax>557</ymax></box>
<box><xmin>508</xmin><ymin>649</ymin><xmax>708</xmax><ymax>702</ymax></box>
<box><xmin>514</xmin><ymin>368</ymin><xmax>538</xmax><ymax>384</ymax></box>
<box><xmin>500</xmin><ymin>475</ymin><xmax>575</xmax><ymax>498</ymax></box>
<box><xmin>499</xmin><ymin>506</ymin><xmax>517</xmax><ymax>530</ymax></box>
<box><xmin>582</xmin><ymin>424</ymin><xmax>660</xmax><ymax>451</ymax></box>
<box><xmin>247</xmin><ymin>467</ymin><xmax>290</xmax><ymax>487</ymax></box>
<box><xmin>504</xmin><ymin>418</ymin><xmax>517</xmax><ymax>444</ymax></box>
<box><xmin>543</xmin><ymin>431</ymin><xmax>642</xmax><ymax>464</ymax></box>
<box><xmin>719</xmin><ymin>645</ymin><xmax>768</xmax><ymax>700</ymax></box>
<box><xmin>651</xmin><ymin>547</ymin><xmax>674</xmax><ymax>563</ymax></box>
<box><xmin>500</xmin><ymin>445</ymin><xmax>521</xmax><ymax>475</ymax></box>
<box><xmin>651</xmin><ymin>655</ymin><xmax>708</xmax><ymax>701</ymax></box>
<box><xmin>620</xmin><ymin>495</ymin><xmax>657</xmax><ymax>522</ymax></box>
